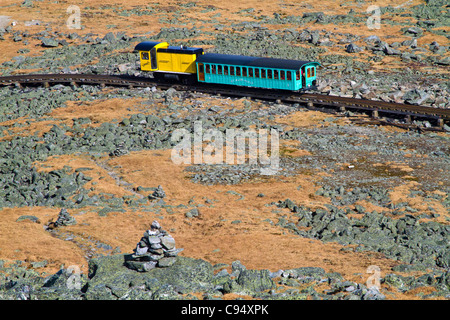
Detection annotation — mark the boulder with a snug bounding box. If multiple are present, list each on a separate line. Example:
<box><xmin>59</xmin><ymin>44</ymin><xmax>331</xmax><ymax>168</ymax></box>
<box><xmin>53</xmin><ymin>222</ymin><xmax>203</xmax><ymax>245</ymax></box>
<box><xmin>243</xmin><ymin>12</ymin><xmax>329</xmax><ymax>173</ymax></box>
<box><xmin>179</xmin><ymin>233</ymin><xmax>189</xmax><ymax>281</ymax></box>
<box><xmin>363</xmin><ymin>286</ymin><xmax>385</xmax><ymax>300</ymax></box>
<box><xmin>345</xmin><ymin>43</ymin><xmax>363</xmax><ymax>53</ymax></box>
<box><xmin>16</xmin><ymin>215</ymin><xmax>40</xmax><ymax>224</ymax></box>
<box><xmin>224</xmin><ymin>269</ymin><xmax>276</xmax><ymax>295</ymax></box>
<box><xmin>102</xmin><ymin>32</ymin><xmax>116</xmax><ymax>43</ymax></box>
<box><xmin>85</xmin><ymin>254</ymin><xmax>214</xmax><ymax>299</ymax></box>
<box><xmin>161</xmin><ymin>236</ymin><xmax>176</xmax><ymax>250</ymax></box>
<box><xmin>41</xmin><ymin>38</ymin><xmax>59</xmax><ymax>47</ymax></box>
<box><xmin>282</xmin><ymin>267</ymin><xmax>326</xmax><ymax>279</ymax></box>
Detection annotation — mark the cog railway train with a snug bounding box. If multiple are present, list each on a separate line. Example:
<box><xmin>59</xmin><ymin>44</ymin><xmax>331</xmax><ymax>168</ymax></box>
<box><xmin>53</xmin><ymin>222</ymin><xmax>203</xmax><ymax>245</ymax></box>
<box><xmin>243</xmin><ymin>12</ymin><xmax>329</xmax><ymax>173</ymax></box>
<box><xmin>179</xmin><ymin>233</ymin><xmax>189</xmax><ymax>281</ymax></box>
<box><xmin>135</xmin><ymin>41</ymin><xmax>320</xmax><ymax>91</ymax></box>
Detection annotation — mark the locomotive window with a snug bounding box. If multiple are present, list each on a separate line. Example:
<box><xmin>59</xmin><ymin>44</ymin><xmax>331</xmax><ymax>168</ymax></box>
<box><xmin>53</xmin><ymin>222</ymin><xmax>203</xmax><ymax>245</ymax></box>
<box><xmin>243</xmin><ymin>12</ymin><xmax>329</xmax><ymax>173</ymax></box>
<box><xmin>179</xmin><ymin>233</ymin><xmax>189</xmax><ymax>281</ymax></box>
<box><xmin>255</xmin><ymin>69</ymin><xmax>260</xmax><ymax>78</ymax></box>
<box><xmin>261</xmin><ymin>69</ymin><xmax>266</xmax><ymax>78</ymax></box>
<box><xmin>274</xmin><ymin>70</ymin><xmax>279</xmax><ymax>80</ymax></box>
<box><xmin>312</xmin><ymin>68</ymin><xmax>315</xmax><ymax>77</ymax></box>
<box><xmin>249</xmin><ymin>68</ymin><xmax>253</xmax><ymax>77</ymax></box>
<box><xmin>224</xmin><ymin>66</ymin><xmax>229</xmax><ymax>75</ymax></box>
<box><xmin>296</xmin><ymin>71</ymin><xmax>300</xmax><ymax>80</ymax></box>
<box><xmin>141</xmin><ymin>52</ymin><xmax>149</xmax><ymax>60</ymax></box>
<box><xmin>236</xmin><ymin>67</ymin><xmax>241</xmax><ymax>76</ymax></box>
<box><xmin>287</xmin><ymin>71</ymin><xmax>292</xmax><ymax>81</ymax></box>
<box><xmin>218</xmin><ymin>65</ymin><xmax>222</xmax><ymax>74</ymax></box>
<box><xmin>230</xmin><ymin>66</ymin><xmax>235</xmax><ymax>76</ymax></box>
<box><xmin>242</xmin><ymin>68</ymin><xmax>247</xmax><ymax>77</ymax></box>
<box><xmin>205</xmin><ymin>64</ymin><xmax>210</xmax><ymax>74</ymax></box>
<box><xmin>267</xmin><ymin>70</ymin><xmax>272</xmax><ymax>79</ymax></box>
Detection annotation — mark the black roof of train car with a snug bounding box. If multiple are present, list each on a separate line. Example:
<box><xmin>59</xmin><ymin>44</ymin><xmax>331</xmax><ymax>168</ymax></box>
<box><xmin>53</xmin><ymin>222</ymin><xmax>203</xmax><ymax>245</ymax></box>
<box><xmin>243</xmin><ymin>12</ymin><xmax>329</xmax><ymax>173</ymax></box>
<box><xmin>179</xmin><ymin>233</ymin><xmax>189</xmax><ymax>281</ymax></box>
<box><xmin>134</xmin><ymin>41</ymin><xmax>203</xmax><ymax>54</ymax></box>
<box><xmin>134</xmin><ymin>41</ymin><xmax>161</xmax><ymax>51</ymax></box>
<box><xmin>196</xmin><ymin>53</ymin><xmax>319</xmax><ymax>70</ymax></box>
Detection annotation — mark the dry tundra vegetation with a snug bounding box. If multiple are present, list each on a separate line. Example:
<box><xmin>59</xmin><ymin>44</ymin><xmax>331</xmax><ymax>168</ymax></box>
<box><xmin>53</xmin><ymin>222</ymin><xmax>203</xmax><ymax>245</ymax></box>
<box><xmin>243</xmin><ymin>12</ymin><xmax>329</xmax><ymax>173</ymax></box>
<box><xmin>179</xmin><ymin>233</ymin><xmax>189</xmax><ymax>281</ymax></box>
<box><xmin>0</xmin><ymin>0</ymin><xmax>449</xmax><ymax>301</ymax></box>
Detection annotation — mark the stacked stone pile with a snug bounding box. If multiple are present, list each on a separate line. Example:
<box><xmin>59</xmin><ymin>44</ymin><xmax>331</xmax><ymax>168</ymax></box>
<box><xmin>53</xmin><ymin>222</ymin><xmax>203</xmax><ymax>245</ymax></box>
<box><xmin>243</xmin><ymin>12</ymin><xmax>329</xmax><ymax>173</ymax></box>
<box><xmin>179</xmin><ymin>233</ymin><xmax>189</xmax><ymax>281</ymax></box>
<box><xmin>45</xmin><ymin>208</ymin><xmax>76</xmax><ymax>230</ymax></box>
<box><xmin>54</xmin><ymin>208</ymin><xmax>77</xmax><ymax>227</ymax></box>
<box><xmin>125</xmin><ymin>221</ymin><xmax>183</xmax><ymax>272</ymax></box>
<box><xmin>148</xmin><ymin>185</ymin><xmax>166</xmax><ymax>200</ymax></box>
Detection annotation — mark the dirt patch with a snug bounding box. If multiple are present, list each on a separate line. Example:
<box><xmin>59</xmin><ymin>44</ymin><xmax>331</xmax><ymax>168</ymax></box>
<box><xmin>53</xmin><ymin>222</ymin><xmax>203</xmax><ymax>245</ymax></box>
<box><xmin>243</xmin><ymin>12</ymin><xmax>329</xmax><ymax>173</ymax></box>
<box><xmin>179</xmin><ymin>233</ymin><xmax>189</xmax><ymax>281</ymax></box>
<box><xmin>3</xmin><ymin>148</ymin><xmax>402</xmax><ymax>283</ymax></box>
<box><xmin>275</xmin><ymin>110</ymin><xmax>351</xmax><ymax>129</ymax></box>
<box><xmin>102</xmin><ymin>149</ymin><xmax>400</xmax><ymax>280</ymax></box>
<box><xmin>0</xmin><ymin>206</ymin><xmax>87</xmax><ymax>274</ymax></box>
<box><xmin>50</xmin><ymin>97</ymin><xmax>147</xmax><ymax>125</ymax></box>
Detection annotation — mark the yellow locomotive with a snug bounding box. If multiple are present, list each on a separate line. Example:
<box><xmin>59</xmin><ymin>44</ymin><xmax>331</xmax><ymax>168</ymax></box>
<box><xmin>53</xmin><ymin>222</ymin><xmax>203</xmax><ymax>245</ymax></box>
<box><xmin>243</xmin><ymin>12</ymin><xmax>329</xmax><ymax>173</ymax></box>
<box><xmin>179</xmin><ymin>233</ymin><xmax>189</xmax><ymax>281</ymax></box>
<box><xmin>135</xmin><ymin>41</ymin><xmax>203</xmax><ymax>83</ymax></box>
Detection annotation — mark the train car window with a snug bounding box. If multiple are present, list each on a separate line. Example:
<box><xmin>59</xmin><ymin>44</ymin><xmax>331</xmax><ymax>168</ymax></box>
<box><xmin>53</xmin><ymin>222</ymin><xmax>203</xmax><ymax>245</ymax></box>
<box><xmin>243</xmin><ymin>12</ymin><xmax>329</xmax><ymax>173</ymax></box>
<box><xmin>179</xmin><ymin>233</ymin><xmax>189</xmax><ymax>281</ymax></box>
<box><xmin>307</xmin><ymin>68</ymin><xmax>311</xmax><ymax>78</ymax></box>
<box><xmin>218</xmin><ymin>65</ymin><xmax>222</xmax><ymax>75</ymax></box>
<box><xmin>205</xmin><ymin>64</ymin><xmax>210</xmax><ymax>74</ymax></box>
<box><xmin>224</xmin><ymin>66</ymin><xmax>229</xmax><ymax>75</ymax></box>
<box><xmin>312</xmin><ymin>68</ymin><xmax>315</xmax><ymax>77</ymax></box>
<box><xmin>141</xmin><ymin>52</ymin><xmax>149</xmax><ymax>60</ymax></box>
<box><xmin>242</xmin><ymin>68</ymin><xmax>247</xmax><ymax>77</ymax></box>
<box><xmin>249</xmin><ymin>68</ymin><xmax>253</xmax><ymax>77</ymax></box>
<box><xmin>230</xmin><ymin>66</ymin><xmax>235</xmax><ymax>76</ymax></box>
<box><xmin>255</xmin><ymin>69</ymin><xmax>260</xmax><ymax>78</ymax></box>
<box><xmin>296</xmin><ymin>71</ymin><xmax>300</xmax><ymax>80</ymax></box>
<box><xmin>236</xmin><ymin>67</ymin><xmax>241</xmax><ymax>76</ymax></box>
<box><xmin>280</xmin><ymin>71</ymin><xmax>285</xmax><ymax>80</ymax></box>
<box><xmin>267</xmin><ymin>70</ymin><xmax>272</xmax><ymax>79</ymax></box>
<box><xmin>287</xmin><ymin>71</ymin><xmax>292</xmax><ymax>81</ymax></box>
<box><xmin>274</xmin><ymin>70</ymin><xmax>279</xmax><ymax>80</ymax></box>
<box><xmin>211</xmin><ymin>65</ymin><xmax>216</xmax><ymax>74</ymax></box>
<box><xmin>261</xmin><ymin>69</ymin><xmax>266</xmax><ymax>78</ymax></box>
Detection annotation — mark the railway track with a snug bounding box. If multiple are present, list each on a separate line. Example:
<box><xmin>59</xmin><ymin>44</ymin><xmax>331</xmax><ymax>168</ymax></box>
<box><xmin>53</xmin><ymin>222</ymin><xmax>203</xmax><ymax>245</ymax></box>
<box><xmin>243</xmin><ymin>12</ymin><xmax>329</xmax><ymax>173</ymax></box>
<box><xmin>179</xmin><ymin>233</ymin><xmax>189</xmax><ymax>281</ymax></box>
<box><xmin>0</xmin><ymin>73</ymin><xmax>449</xmax><ymax>131</ymax></box>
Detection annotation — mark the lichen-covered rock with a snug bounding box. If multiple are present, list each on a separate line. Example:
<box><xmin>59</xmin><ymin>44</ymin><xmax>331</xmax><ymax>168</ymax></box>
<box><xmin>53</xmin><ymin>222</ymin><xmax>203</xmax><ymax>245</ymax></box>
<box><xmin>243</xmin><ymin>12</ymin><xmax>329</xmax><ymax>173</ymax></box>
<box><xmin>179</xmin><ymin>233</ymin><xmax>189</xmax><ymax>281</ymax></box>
<box><xmin>84</xmin><ymin>254</ymin><xmax>214</xmax><ymax>299</ymax></box>
<box><xmin>41</xmin><ymin>38</ymin><xmax>59</xmax><ymax>47</ymax></box>
<box><xmin>161</xmin><ymin>236</ymin><xmax>176</xmax><ymax>250</ymax></box>
<box><xmin>282</xmin><ymin>267</ymin><xmax>326</xmax><ymax>279</ymax></box>
<box><xmin>16</xmin><ymin>215</ymin><xmax>40</xmax><ymax>224</ymax></box>
<box><xmin>224</xmin><ymin>269</ymin><xmax>276</xmax><ymax>296</ymax></box>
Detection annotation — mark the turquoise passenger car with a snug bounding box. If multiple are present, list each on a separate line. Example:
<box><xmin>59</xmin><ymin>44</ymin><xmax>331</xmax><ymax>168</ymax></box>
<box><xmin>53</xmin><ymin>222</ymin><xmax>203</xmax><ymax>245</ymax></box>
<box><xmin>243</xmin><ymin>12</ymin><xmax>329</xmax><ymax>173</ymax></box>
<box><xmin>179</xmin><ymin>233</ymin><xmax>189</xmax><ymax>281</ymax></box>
<box><xmin>195</xmin><ymin>53</ymin><xmax>320</xmax><ymax>91</ymax></box>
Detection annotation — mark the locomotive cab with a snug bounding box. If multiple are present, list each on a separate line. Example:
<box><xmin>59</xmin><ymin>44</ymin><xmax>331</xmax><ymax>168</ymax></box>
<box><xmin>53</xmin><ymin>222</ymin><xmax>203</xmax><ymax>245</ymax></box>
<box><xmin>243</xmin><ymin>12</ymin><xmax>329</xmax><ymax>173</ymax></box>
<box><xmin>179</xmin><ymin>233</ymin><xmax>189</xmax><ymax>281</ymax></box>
<box><xmin>135</xmin><ymin>41</ymin><xmax>203</xmax><ymax>82</ymax></box>
<box><xmin>135</xmin><ymin>41</ymin><xmax>169</xmax><ymax>72</ymax></box>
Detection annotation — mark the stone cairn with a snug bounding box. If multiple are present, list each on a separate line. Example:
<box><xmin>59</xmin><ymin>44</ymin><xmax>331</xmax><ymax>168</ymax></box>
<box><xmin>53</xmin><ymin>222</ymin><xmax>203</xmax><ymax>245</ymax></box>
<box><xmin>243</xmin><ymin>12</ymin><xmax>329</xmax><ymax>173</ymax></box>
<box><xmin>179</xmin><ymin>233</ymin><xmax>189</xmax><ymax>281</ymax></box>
<box><xmin>125</xmin><ymin>220</ymin><xmax>183</xmax><ymax>272</ymax></box>
<box><xmin>148</xmin><ymin>185</ymin><xmax>166</xmax><ymax>200</ymax></box>
<box><xmin>54</xmin><ymin>208</ymin><xmax>77</xmax><ymax>226</ymax></box>
<box><xmin>45</xmin><ymin>208</ymin><xmax>76</xmax><ymax>230</ymax></box>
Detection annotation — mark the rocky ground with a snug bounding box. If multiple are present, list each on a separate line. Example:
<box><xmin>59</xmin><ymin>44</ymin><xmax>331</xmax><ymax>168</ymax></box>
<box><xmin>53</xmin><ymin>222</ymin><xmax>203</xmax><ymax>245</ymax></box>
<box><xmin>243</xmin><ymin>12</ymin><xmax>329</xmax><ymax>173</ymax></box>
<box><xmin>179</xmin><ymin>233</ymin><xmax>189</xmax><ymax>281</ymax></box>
<box><xmin>0</xmin><ymin>0</ymin><xmax>449</xmax><ymax>301</ymax></box>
